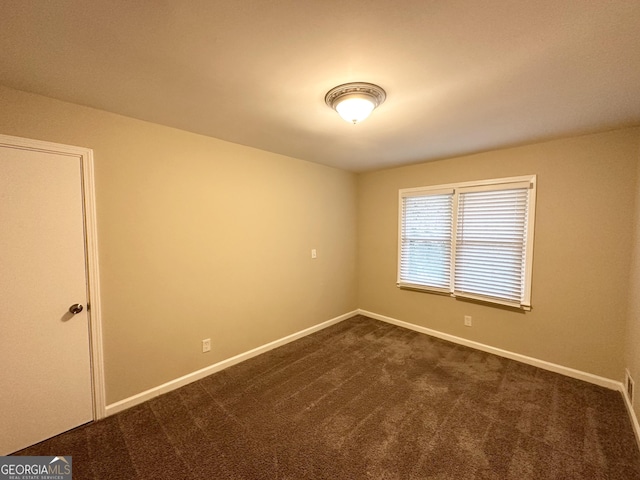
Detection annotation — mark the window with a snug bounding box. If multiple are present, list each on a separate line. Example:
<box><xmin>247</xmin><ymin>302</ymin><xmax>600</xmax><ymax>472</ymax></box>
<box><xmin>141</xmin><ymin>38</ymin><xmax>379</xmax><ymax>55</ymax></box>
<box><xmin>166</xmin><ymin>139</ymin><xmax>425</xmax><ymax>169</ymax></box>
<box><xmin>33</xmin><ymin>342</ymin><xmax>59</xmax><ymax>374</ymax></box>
<box><xmin>398</xmin><ymin>176</ymin><xmax>536</xmax><ymax>309</ymax></box>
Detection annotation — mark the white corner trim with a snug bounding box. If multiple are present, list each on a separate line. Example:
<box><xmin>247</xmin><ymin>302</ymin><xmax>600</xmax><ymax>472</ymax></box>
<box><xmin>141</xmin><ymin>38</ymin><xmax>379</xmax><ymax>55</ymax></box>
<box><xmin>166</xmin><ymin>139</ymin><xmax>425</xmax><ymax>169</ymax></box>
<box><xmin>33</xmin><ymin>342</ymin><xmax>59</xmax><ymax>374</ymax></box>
<box><xmin>358</xmin><ymin>309</ymin><xmax>621</xmax><ymax>390</ymax></box>
<box><xmin>621</xmin><ymin>381</ymin><xmax>640</xmax><ymax>451</ymax></box>
<box><xmin>105</xmin><ymin>310</ymin><xmax>359</xmax><ymax>416</ymax></box>
<box><xmin>81</xmin><ymin>145</ymin><xmax>106</xmax><ymax>421</ymax></box>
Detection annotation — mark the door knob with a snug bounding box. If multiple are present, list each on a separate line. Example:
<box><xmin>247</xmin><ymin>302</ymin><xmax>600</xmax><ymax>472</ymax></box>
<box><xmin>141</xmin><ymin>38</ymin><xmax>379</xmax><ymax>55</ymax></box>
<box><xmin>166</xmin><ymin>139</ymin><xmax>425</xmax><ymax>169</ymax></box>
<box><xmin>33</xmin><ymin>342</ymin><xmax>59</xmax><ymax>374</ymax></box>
<box><xmin>69</xmin><ymin>304</ymin><xmax>83</xmax><ymax>315</ymax></box>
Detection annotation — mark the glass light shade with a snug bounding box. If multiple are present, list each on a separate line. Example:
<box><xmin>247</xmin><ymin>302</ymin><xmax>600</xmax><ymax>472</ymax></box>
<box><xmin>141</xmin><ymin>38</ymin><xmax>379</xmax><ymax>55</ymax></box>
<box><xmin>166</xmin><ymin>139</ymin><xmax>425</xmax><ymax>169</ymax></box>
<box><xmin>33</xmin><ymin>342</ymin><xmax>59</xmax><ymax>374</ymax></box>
<box><xmin>335</xmin><ymin>96</ymin><xmax>376</xmax><ymax>124</ymax></box>
<box><xmin>325</xmin><ymin>82</ymin><xmax>386</xmax><ymax>124</ymax></box>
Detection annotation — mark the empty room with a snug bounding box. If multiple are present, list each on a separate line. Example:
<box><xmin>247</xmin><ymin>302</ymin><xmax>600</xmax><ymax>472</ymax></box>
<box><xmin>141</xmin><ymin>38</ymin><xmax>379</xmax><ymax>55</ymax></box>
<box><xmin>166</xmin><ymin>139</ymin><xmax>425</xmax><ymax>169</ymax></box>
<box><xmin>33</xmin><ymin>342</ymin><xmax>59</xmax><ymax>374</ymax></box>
<box><xmin>1</xmin><ymin>1</ymin><xmax>640</xmax><ymax>479</ymax></box>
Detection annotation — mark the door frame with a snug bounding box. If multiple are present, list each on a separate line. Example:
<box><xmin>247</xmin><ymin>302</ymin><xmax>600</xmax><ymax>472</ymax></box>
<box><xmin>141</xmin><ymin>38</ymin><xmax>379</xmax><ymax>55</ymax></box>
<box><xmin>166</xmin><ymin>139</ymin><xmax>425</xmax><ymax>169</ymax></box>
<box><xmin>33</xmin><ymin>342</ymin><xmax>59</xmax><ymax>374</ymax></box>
<box><xmin>0</xmin><ymin>133</ymin><xmax>106</xmax><ymax>420</ymax></box>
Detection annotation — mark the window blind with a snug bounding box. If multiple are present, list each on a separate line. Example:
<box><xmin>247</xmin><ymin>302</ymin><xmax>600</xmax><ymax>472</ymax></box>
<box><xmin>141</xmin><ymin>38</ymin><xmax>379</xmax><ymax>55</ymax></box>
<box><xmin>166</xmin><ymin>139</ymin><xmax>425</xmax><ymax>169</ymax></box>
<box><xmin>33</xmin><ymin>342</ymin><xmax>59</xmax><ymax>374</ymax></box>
<box><xmin>399</xmin><ymin>192</ymin><xmax>453</xmax><ymax>290</ymax></box>
<box><xmin>454</xmin><ymin>185</ymin><xmax>530</xmax><ymax>305</ymax></box>
<box><xmin>397</xmin><ymin>176</ymin><xmax>536</xmax><ymax>310</ymax></box>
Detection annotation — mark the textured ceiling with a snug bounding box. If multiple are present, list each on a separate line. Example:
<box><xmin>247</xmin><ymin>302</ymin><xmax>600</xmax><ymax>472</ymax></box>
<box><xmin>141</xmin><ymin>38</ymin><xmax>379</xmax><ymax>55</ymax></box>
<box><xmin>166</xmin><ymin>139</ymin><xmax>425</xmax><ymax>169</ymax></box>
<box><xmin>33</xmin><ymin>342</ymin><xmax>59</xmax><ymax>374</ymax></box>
<box><xmin>1</xmin><ymin>1</ymin><xmax>639</xmax><ymax>171</ymax></box>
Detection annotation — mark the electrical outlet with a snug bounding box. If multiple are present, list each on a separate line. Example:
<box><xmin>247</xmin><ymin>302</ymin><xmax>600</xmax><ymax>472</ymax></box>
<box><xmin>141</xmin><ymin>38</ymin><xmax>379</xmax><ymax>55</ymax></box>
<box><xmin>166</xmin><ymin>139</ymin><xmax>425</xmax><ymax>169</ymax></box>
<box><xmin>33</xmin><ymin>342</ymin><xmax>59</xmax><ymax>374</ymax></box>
<box><xmin>311</xmin><ymin>249</ymin><xmax>317</xmax><ymax>259</ymax></box>
<box><xmin>464</xmin><ymin>315</ymin><xmax>472</xmax><ymax>327</ymax></box>
<box><xmin>202</xmin><ymin>338</ymin><xmax>211</xmax><ymax>353</ymax></box>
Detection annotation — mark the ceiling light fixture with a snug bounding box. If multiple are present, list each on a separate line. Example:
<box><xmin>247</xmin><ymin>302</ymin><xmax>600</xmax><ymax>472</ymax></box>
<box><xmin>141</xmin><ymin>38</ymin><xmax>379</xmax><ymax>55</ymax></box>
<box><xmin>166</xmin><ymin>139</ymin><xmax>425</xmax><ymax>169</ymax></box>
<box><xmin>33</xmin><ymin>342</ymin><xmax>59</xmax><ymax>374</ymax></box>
<box><xmin>325</xmin><ymin>82</ymin><xmax>386</xmax><ymax>124</ymax></box>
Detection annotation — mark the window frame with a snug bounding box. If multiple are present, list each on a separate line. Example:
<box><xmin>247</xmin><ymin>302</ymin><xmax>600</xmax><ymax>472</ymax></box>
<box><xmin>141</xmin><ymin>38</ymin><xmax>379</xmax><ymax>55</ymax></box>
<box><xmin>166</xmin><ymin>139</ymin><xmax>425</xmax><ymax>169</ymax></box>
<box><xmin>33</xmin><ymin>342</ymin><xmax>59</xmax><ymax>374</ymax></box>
<box><xmin>397</xmin><ymin>175</ymin><xmax>537</xmax><ymax>310</ymax></box>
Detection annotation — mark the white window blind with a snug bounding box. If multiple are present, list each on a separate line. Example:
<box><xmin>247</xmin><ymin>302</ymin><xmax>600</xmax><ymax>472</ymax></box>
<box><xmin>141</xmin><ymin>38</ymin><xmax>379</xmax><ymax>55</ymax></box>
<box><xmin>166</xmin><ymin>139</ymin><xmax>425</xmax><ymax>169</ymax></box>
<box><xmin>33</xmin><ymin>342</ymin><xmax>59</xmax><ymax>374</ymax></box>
<box><xmin>399</xmin><ymin>191</ymin><xmax>453</xmax><ymax>291</ymax></box>
<box><xmin>454</xmin><ymin>184</ymin><xmax>530</xmax><ymax>306</ymax></box>
<box><xmin>397</xmin><ymin>176</ymin><xmax>536</xmax><ymax>309</ymax></box>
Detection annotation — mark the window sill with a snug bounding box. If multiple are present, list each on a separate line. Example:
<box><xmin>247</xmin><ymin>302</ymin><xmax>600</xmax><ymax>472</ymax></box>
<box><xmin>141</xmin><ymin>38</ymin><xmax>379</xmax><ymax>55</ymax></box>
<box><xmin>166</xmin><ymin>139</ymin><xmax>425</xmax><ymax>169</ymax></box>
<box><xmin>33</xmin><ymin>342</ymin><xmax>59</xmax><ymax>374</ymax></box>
<box><xmin>397</xmin><ymin>283</ymin><xmax>531</xmax><ymax>311</ymax></box>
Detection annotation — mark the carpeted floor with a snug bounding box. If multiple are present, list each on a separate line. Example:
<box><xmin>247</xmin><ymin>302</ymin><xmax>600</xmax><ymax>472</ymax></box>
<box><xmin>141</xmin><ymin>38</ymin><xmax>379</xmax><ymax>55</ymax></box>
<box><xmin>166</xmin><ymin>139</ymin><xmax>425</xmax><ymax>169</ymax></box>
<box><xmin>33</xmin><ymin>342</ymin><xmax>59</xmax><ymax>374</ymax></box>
<box><xmin>14</xmin><ymin>315</ymin><xmax>640</xmax><ymax>479</ymax></box>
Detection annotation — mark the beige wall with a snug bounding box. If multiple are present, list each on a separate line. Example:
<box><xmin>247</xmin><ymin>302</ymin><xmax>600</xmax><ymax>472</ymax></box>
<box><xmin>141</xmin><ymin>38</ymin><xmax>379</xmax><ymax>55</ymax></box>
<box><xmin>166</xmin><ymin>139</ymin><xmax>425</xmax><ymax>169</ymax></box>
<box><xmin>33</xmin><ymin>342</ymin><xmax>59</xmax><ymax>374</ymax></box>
<box><xmin>626</xmin><ymin>138</ymin><xmax>640</xmax><ymax>418</ymax></box>
<box><xmin>0</xmin><ymin>85</ymin><xmax>358</xmax><ymax>404</ymax></box>
<box><xmin>358</xmin><ymin>128</ymin><xmax>640</xmax><ymax>380</ymax></box>
<box><xmin>3</xmin><ymin>81</ymin><xmax>639</xmax><ymax>406</ymax></box>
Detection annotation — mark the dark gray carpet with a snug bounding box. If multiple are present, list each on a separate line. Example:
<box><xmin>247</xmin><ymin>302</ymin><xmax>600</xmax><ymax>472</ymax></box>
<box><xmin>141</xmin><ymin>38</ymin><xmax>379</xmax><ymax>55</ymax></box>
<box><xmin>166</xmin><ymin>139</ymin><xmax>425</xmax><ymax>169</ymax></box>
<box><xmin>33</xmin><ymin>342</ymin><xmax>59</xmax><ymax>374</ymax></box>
<box><xmin>14</xmin><ymin>315</ymin><xmax>640</xmax><ymax>479</ymax></box>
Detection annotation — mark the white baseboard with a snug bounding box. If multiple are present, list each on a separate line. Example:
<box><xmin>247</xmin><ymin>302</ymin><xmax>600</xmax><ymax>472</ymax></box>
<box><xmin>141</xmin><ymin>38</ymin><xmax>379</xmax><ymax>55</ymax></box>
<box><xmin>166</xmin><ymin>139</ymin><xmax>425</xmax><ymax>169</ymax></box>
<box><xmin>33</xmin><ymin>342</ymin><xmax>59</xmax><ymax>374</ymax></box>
<box><xmin>358</xmin><ymin>309</ymin><xmax>621</xmax><ymax>391</ymax></box>
<box><xmin>106</xmin><ymin>307</ymin><xmax>628</xmax><ymax>420</ymax></box>
<box><xmin>621</xmin><ymin>382</ymin><xmax>640</xmax><ymax>451</ymax></box>
<box><xmin>105</xmin><ymin>310</ymin><xmax>358</xmax><ymax>416</ymax></box>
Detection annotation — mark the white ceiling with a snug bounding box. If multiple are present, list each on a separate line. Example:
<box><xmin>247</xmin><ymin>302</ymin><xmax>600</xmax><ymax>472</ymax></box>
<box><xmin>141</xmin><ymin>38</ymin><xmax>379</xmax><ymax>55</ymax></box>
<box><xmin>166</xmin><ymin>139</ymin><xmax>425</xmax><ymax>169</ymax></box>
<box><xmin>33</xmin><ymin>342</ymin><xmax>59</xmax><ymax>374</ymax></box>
<box><xmin>1</xmin><ymin>1</ymin><xmax>639</xmax><ymax>172</ymax></box>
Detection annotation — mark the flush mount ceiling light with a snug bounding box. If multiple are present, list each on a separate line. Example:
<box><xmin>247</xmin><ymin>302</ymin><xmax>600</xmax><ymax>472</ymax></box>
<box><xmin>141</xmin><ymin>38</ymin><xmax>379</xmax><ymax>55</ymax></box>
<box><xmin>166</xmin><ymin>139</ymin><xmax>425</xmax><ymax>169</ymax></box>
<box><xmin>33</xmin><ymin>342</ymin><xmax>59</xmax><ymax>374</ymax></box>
<box><xmin>325</xmin><ymin>82</ymin><xmax>386</xmax><ymax>124</ymax></box>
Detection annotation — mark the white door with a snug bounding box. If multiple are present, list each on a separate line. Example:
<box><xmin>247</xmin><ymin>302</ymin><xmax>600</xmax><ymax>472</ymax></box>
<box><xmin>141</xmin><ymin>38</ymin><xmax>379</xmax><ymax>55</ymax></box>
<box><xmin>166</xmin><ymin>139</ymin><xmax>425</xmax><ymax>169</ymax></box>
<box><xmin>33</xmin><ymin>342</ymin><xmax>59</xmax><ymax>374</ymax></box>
<box><xmin>0</xmin><ymin>144</ymin><xmax>94</xmax><ymax>455</ymax></box>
